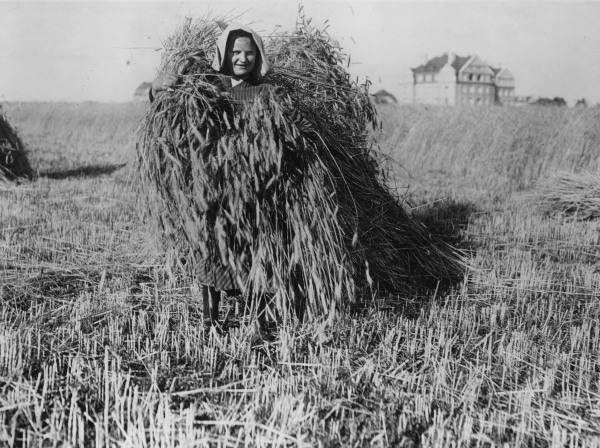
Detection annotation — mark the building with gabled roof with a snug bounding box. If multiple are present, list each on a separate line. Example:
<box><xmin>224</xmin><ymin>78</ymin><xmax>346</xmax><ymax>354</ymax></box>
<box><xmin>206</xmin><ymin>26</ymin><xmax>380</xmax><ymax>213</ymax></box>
<box><xmin>133</xmin><ymin>82</ymin><xmax>152</xmax><ymax>102</ymax></box>
<box><xmin>411</xmin><ymin>52</ymin><xmax>515</xmax><ymax>106</ymax></box>
<box><xmin>371</xmin><ymin>89</ymin><xmax>397</xmax><ymax>104</ymax></box>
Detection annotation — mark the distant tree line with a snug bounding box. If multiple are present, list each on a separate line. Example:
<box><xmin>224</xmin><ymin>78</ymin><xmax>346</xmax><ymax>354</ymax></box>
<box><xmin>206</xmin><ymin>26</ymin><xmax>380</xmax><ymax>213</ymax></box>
<box><xmin>533</xmin><ymin>97</ymin><xmax>567</xmax><ymax>107</ymax></box>
<box><xmin>532</xmin><ymin>97</ymin><xmax>595</xmax><ymax>107</ymax></box>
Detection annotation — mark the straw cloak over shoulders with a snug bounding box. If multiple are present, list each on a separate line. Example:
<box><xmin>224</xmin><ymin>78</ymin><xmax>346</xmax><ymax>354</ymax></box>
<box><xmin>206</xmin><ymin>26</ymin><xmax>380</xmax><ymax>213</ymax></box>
<box><xmin>198</xmin><ymin>24</ymin><xmax>279</xmax><ymax>291</ymax></box>
<box><xmin>139</xmin><ymin>17</ymin><xmax>466</xmax><ymax>318</ymax></box>
<box><xmin>150</xmin><ymin>23</ymin><xmax>281</xmax><ymax>291</ymax></box>
<box><xmin>194</xmin><ymin>79</ymin><xmax>280</xmax><ymax>292</ymax></box>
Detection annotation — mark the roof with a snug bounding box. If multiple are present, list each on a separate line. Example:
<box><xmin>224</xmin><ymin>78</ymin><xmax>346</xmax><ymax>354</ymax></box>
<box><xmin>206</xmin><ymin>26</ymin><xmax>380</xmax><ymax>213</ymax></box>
<box><xmin>492</xmin><ymin>67</ymin><xmax>514</xmax><ymax>79</ymax></box>
<box><xmin>134</xmin><ymin>82</ymin><xmax>152</xmax><ymax>94</ymax></box>
<box><xmin>372</xmin><ymin>89</ymin><xmax>397</xmax><ymax>99</ymax></box>
<box><xmin>411</xmin><ymin>53</ymin><xmax>471</xmax><ymax>74</ymax></box>
<box><xmin>371</xmin><ymin>89</ymin><xmax>397</xmax><ymax>103</ymax></box>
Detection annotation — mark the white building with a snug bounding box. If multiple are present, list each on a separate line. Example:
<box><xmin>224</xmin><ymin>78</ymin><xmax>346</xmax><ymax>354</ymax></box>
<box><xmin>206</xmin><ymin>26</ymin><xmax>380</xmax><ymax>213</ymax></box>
<box><xmin>411</xmin><ymin>52</ymin><xmax>515</xmax><ymax>106</ymax></box>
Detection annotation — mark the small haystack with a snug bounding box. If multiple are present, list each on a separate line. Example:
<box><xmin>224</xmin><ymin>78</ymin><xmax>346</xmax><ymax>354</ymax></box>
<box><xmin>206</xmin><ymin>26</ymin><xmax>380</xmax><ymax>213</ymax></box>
<box><xmin>0</xmin><ymin>105</ymin><xmax>33</xmax><ymax>182</ymax></box>
<box><xmin>535</xmin><ymin>171</ymin><xmax>600</xmax><ymax>220</ymax></box>
<box><xmin>137</xmin><ymin>16</ymin><xmax>464</xmax><ymax>321</ymax></box>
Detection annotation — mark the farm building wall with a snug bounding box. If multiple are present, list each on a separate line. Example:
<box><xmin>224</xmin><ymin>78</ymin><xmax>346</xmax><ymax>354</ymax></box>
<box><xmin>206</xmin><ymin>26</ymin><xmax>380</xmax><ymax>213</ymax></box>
<box><xmin>411</xmin><ymin>53</ymin><xmax>515</xmax><ymax>106</ymax></box>
<box><xmin>413</xmin><ymin>65</ymin><xmax>456</xmax><ymax>105</ymax></box>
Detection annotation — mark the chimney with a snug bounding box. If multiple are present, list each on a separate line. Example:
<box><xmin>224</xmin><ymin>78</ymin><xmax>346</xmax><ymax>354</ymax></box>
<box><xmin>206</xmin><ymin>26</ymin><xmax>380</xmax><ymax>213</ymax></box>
<box><xmin>447</xmin><ymin>51</ymin><xmax>455</xmax><ymax>66</ymax></box>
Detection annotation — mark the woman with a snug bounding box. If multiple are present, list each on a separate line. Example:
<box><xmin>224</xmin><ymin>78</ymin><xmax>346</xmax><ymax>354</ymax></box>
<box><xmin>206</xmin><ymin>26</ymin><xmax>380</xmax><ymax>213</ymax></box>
<box><xmin>151</xmin><ymin>23</ymin><xmax>272</xmax><ymax>102</ymax></box>
<box><xmin>151</xmin><ymin>23</ymin><xmax>273</xmax><ymax>329</ymax></box>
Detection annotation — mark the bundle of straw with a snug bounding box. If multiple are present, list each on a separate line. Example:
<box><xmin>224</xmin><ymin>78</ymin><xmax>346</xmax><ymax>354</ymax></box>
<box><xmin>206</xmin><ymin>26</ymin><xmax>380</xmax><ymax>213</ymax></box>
<box><xmin>137</xmin><ymin>16</ymin><xmax>464</xmax><ymax>320</ymax></box>
<box><xmin>265</xmin><ymin>18</ymin><xmax>464</xmax><ymax>293</ymax></box>
<box><xmin>535</xmin><ymin>171</ymin><xmax>600</xmax><ymax>220</ymax></box>
<box><xmin>0</xmin><ymin>105</ymin><xmax>33</xmax><ymax>182</ymax></box>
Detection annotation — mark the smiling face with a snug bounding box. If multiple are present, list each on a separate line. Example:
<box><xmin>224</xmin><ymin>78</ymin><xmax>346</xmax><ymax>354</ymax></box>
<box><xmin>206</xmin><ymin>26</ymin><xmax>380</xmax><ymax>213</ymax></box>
<box><xmin>228</xmin><ymin>36</ymin><xmax>257</xmax><ymax>80</ymax></box>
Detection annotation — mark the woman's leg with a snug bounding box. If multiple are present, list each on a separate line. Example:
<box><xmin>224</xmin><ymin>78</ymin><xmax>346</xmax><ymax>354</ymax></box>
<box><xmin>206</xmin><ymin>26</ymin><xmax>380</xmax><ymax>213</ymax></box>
<box><xmin>202</xmin><ymin>284</ymin><xmax>220</xmax><ymax>326</ymax></box>
<box><xmin>292</xmin><ymin>283</ymin><xmax>306</xmax><ymax>322</ymax></box>
<box><xmin>256</xmin><ymin>293</ymin><xmax>267</xmax><ymax>330</ymax></box>
<box><xmin>291</xmin><ymin>266</ymin><xmax>305</xmax><ymax>322</ymax></box>
<box><xmin>210</xmin><ymin>287</ymin><xmax>220</xmax><ymax>323</ymax></box>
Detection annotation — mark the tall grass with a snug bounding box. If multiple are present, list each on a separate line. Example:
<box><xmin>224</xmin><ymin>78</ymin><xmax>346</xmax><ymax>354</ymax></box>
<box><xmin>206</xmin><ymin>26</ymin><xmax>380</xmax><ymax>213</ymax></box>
<box><xmin>3</xmin><ymin>102</ymin><xmax>143</xmax><ymax>172</ymax></box>
<box><xmin>379</xmin><ymin>105</ymin><xmax>600</xmax><ymax>200</ymax></box>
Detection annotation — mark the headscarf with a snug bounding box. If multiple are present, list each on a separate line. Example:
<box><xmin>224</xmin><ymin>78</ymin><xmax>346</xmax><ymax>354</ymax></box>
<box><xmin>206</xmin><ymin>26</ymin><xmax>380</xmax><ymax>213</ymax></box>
<box><xmin>211</xmin><ymin>23</ymin><xmax>271</xmax><ymax>79</ymax></box>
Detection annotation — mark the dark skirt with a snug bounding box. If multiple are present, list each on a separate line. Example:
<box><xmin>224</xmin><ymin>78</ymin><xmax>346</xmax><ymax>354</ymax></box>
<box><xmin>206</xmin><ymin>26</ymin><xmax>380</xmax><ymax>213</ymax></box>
<box><xmin>197</xmin><ymin>256</ymin><xmax>241</xmax><ymax>292</ymax></box>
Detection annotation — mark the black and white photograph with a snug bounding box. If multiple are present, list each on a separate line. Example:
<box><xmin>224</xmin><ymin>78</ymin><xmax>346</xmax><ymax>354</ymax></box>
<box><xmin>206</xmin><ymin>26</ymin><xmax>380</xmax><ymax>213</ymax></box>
<box><xmin>1</xmin><ymin>0</ymin><xmax>600</xmax><ymax>446</ymax></box>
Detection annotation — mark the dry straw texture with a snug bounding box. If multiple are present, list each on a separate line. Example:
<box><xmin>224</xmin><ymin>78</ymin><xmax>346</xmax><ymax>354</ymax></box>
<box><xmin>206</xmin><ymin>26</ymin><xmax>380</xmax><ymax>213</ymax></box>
<box><xmin>136</xmin><ymin>17</ymin><xmax>464</xmax><ymax>320</ymax></box>
<box><xmin>0</xmin><ymin>105</ymin><xmax>33</xmax><ymax>182</ymax></box>
<box><xmin>535</xmin><ymin>171</ymin><xmax>600</xmax><ymax>220</ymax></box>
<box><xmin>380</xmin><ymin>105</ymin><xmax>600</xmax><ymax>199</ymax></box>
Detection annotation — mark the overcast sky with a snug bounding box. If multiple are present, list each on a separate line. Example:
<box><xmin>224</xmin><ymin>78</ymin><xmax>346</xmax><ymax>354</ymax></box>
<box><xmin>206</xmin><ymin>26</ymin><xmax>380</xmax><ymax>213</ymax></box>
<box><xmin>1</xmin><ymin>0</ymin><xmax>599</xmax><ymax>104</ymax></box>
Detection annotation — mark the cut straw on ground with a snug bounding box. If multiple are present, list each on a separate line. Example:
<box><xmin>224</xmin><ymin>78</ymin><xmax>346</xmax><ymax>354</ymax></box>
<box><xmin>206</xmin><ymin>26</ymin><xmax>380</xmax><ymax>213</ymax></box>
<box><xmin>534</xmin><ymin>170</ymin><xmax>600</xmax><ymax>220</ymax></box>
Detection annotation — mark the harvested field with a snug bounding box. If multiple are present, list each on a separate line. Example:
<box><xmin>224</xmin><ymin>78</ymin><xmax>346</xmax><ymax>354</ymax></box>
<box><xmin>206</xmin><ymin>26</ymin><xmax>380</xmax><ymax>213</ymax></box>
<box><xmin>1</xmin><ymin>102</ymin><xmax>600</xmax><ymax>446</ymax></box>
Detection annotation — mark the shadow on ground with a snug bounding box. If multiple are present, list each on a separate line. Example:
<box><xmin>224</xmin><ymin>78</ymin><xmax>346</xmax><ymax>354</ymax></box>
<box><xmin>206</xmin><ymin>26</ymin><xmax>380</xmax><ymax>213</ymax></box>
<box><xmin>39</xmin><ymin>163</ymin><xmax>127</xmax><ymax>180</ymax></box>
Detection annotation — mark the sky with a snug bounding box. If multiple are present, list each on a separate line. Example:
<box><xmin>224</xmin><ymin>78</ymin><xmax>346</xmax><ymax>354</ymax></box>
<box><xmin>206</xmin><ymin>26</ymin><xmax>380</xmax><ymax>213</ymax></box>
<box><xmin>1</xmin><ymin>0</ymin><xmax>599</xmax><ymax>104</ymax></box>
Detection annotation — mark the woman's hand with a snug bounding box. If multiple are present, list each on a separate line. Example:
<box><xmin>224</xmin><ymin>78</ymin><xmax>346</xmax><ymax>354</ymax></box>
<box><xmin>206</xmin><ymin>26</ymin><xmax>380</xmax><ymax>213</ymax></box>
<box><xmin>151</xmin><ymin>72</ymin><xmax>179</xmax><ymax>95</ymax></box>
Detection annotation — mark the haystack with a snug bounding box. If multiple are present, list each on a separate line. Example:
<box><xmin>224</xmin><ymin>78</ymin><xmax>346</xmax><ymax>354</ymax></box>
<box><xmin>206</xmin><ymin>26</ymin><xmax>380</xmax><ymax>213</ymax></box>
<box><xmin>535</xmin><ymin>171</ymin><xmax>600</xmax><ymax>220</ymax></box>
<box><xmin>137</xmin><ymin>16</ymin><xmax>464</xmax><ymax>320</ymax></box>
<box><xmin>0</xmin><ymin>105</ymin><xmax>33</xmax><ymax>182</ymax></box>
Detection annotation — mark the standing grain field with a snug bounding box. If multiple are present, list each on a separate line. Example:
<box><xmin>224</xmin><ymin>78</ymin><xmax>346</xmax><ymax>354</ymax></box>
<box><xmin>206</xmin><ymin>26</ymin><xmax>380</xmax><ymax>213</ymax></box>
<box><xmin>1</xmin><ymin>102</ymin><xmax>599</xmax><ymax>447</ymax></box>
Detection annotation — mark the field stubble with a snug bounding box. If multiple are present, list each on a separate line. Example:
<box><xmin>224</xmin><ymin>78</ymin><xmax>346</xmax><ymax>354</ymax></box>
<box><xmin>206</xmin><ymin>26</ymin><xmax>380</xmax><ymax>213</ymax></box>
<box><xmin>0</xmin><ymin>103</ymin><xmax>599</xmax><ymax>446</ymax></box>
